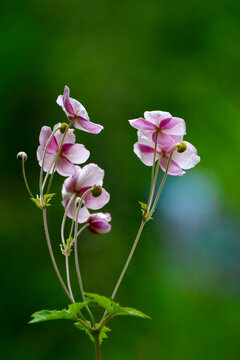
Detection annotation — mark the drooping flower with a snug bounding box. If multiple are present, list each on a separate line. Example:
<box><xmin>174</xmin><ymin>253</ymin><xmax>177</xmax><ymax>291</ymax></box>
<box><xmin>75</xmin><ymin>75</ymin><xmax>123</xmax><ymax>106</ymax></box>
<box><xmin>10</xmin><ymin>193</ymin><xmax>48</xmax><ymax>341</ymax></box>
<box><xmin>134</xmin><ymin>131</ymin><xmax>200</xmax><ymax>176</ymax></box>
<box><xmin>87</xmin><ymin>213</ymin><xmax>111</xmax><ymax>234</ymax></box>
<box><xmin>129</xmin><ymin>110</ymin><xmax>186</xmax><ymax>148</ymax></box>
<box><xmin>62</xmin><ymin>164</ymin><xmax>110</xmax><ymax>223</ymax></box>
<box><xmin>57</xmin><ymin>86</ymin><xmax>103</xmax><ymax>134</ymax></box>
<box><xmin>37</xmin><ymin>123</ymin><xmax>90</xmax><ymax>176</ymax></box>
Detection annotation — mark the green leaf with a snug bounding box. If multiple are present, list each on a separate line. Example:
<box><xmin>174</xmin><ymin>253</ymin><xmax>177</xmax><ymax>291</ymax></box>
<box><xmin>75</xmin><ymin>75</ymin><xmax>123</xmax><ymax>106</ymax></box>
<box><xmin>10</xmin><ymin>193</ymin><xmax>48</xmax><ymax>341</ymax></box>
<box><xmin>115</xmin><ymin>307</ymin><xmax>151</xmax><ymax>319</ymax></box>
<box><xmin>74</xmin><ymin>321</ymin><xmax>94</xmax><ymax>343</ymax></box>
<box><xmin>99</xmin><ymin>326</ymin><xmax>111</xmax><ymax>344</ymax></box>
<box><xmin>85</xmin><ymin>293</ymin><xmax>150</xmax><ymax>319</ymax></box>
<box><xmin>29</xmin><ymin>302</ymin><xmax>88</xmax><ymax>324</ymax></box>
<box><xmin>31</xmin><ymin>198</ymin><xmax>42</xmax><ymax>209</ymax></box>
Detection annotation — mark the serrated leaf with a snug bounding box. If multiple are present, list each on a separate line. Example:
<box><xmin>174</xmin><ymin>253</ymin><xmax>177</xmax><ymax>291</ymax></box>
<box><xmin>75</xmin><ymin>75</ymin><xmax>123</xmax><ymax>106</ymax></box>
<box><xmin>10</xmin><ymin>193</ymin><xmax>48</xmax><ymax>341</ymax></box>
<box><xmin>99</xmin><ymin>326</ymin><xmax>111</xmax><ymax>344</ymax></box>
<box><xmin>31</xmin><ymin>198</ymin><xmax>42</xmax><ymax>209</ymax></box>
<box><xmin>29</xmin><ymin>302</ymin><xmax>88</xmax><ymax>324</ymax></box>
<box><xmin>85</xmin><ymin>293</ymin><xmax>117</xmax><ymax>314</ymax></box>
<box><xmin>85</xmin><ymin>293</ymin><xmax>150</xmax><ymax>319</ymax></box>
<box><xmin>74</xmin><ymin>321</ymin><xmax>94</xmax><ymax>343</ymax></box>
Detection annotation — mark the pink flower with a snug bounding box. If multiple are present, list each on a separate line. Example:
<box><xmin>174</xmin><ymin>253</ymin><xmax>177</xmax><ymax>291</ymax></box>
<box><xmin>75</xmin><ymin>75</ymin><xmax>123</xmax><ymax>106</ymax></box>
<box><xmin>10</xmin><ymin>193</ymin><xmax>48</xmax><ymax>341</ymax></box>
<box><xmin>129</xmin><ymin>111</ymin><xmax>186</xmax><ymax>148</ymax></box>
<box><xmin>37</xmin><ymin>123</ymin><xmax>90</xmax><ymax>177</ymax></box>
<box><xmin>134</xmin><ymin>131</ymin><xmax>200</xmax><ymax>176</ymax></box>
<box><xmin>57</xmin><ymin>86</ymin><xmax>103</xmax><ymax>134</ymax></box>
<box><xmin>87</xmin><ymin>213</ymin><xmax>111</xmax><ymax>234</ymax></box>
<box><xmin>62</xmin><ymin>164</ymin><xmax>110</xmax><ymax>223</ymax></box>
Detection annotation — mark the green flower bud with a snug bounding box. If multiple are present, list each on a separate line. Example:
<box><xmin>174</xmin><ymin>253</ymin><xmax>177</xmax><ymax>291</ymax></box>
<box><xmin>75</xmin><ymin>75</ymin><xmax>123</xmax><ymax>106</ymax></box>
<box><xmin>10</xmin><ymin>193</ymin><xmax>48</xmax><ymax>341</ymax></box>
<box><xmin>177</xmin><ymin>142</ymin><xmax>187</xmax><ymax>153</ymax></box>
<box><xmin>17</xmin><ymin>151</ymin><xmax>28</xmax><ymax>162</ymax></box>
<box><xmin>59</xmin><ymin>123</ymin><xmax>68</xmax><ymax>134</ymax></box>
<box><xmin>91</xmin><ymin>185</ymin><xmax>102</xmax><ymax>197</ymax></box>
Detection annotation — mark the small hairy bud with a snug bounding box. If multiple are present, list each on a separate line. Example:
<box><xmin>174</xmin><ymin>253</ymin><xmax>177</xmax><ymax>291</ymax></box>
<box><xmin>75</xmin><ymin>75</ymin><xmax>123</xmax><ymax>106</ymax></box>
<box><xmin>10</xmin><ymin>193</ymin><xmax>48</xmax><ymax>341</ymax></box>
<box><xmin>91</xmin><ymin>185</ymin><xmax>102</xmax><ymax>197</ymax></box>
<box><xmin>17</xmin><ymin>151</ymin><xmax>28</xmax><ymax>162</ymax></box>
<box><xmin>177</xmin><ymin>142</ymin><xmax>187</xmax><ymax>153</ymax></box>
<box><xmin>59</xmin><ymin>123</ymin><xmax>68</xmax><ymax>134</ymax></box>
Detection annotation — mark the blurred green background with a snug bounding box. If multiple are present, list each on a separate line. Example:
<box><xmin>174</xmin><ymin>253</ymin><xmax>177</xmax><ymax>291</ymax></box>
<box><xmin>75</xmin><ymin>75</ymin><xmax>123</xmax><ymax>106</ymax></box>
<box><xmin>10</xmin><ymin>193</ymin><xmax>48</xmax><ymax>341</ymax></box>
<box><xmin>1</xmin><ymin>0</ymin><xmax>240</xmax><ymax>359</ymax></box>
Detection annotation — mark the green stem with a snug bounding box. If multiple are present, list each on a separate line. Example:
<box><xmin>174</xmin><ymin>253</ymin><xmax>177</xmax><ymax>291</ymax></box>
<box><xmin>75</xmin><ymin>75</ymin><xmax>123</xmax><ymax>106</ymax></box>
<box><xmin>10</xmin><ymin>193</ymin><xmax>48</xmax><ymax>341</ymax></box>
<box><xmin>150</xmin><ymin>145</ymin><xmax>177</xmax><ymax>214</ymax></box>
<box><xmin>146</xmin><ymin>130</ymin><xmax>159</xmax><ymax>209</ymax></box>
<box><xmin>46</xmin><ymin>119</ymin><xmax>74</xmax><ymax>195</ymax></box>
<box><xmin>42</xmin><ymin>208</ymin><xmax>72</xmax><ymax>302</ymax></box>
<box><xmin>21</xmin><ymin>159</ymin><xmax>34</xmax><ymax>198</ymax></box>
<box><xmin>111</xmin><ymin>219</ymin><xmax>146</xmax><ymax>300</ymax></box>
<box><xmin>65</xmin><ymin>250</ymin><xmax>75</xmax><ymax>303</ymax></box>
<box><xmin>39</xmin><ymin>126</ymin><xmax>61</xmax><ymax>200</ymax></box>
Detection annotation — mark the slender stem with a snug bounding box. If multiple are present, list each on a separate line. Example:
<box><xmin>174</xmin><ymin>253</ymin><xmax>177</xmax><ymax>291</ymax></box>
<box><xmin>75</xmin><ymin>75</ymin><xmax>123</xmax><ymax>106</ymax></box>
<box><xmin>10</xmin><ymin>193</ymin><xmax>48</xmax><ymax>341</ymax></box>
<box><xmin>146</xmin><ymin>131</ymin><xmax>159</xmax><ymax>209</ymax></box>
<box><xmin>46</xmin><ymin>119</ymin><xmax>74</xmax><ymax>195</ymax></box>
<box><xmin>94</xmin><ymin>334</ymin><xmax>101</xmax><ymax>360</ymax></box>
<box><xmin>65</xmin><ymin>251</ymin><xmax>75</xmax><ymax>303</ymax></box>
<box><xmin>21</xmin><ymin>160</ymin><xmax>34</xmax><ymax>198</ymax></box>
<box><xmin>61</xmin><ymin>193</ymin><xmax>76</xmax><ymax>246</ymax></box>
<box><xmin>150</xmin><ymin>146</ymin><xmax>177</xmax><ymax>214</ymax></box>
<box><xmin>74</xmin><ymin>224</ymin><xmax>88</xmax><ymax>301</ymax></box>
<box><xmin>42</xmin><ymin>208</ymin><xmax>72</xmax><ymax>302</ymax></box>
<box><xmin>39</xmin><ymin>127</ymin><xmax>61</xmax><ymax>200</ymax></box>
<box><xmin>73</xmin><ymin>192</ymin><xmax>96</xmax><ymax>326</ymax></box>
<box><xmin>111</xmin><ymin>219</ymin><xmax>146</xmax><ymax>300</ymax></box>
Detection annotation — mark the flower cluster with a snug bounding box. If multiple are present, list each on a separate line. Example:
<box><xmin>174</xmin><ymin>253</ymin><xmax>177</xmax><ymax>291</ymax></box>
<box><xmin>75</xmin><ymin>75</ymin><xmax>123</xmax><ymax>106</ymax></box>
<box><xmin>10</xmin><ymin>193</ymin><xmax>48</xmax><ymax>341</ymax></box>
<box><xmin>129</xmin><ymin>110</ymin><xmax>200</xmax><ymax>175</ymax></box>
<box><xmin>37</xmin><ymin>86</ymin><xmax>111</xmax><ymax>234</ymax></box>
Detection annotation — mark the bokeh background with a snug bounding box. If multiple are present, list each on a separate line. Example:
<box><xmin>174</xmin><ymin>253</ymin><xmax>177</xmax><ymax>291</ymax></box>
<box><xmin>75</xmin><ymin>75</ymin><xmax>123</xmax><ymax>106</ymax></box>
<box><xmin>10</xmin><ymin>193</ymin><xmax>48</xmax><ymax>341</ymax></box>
<box><xmin>1</xmin><ymin>0</ymin><xmax>240</xmax><ymax>359</ymax></box>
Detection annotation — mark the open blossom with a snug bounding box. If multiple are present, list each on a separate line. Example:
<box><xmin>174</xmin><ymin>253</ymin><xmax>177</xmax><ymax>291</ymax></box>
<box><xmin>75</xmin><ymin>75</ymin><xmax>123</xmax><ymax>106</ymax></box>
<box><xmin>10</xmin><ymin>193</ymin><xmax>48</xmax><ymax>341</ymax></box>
<box><xmin>129</xmin><ymin>110</ymin><xmax>186</xmax><ymax>148</ymax></box>
<box><xmin>57</xmin><ymin>86</ymin><xmax>103</xmax><ymax>134</ymax></box>
<box><xmin>87</xmin><ymin>213</ymin><xmax>111</xmax><ymax>234</ymax></box>
<box><xmin>62</xmin><ymin>164</ymin><xmax>110</xmax><ymax>223</ymax></box>
<box><xmin>37</xmin><ymin>123</ymin><xmax>90</xmax><ymax>176</ymax></box>
<box><xmin>134</xmin><ymin>131</ymin><xmax>200</xmax><ymax>176</ymax></box>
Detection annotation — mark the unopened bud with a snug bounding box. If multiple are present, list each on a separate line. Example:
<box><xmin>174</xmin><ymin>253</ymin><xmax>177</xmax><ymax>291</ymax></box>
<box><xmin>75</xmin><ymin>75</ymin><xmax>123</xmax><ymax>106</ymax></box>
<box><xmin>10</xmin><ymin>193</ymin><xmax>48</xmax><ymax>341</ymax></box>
<box><xmin>91</xmin><ymin>185</ymin><xmax>102</xmax><ymax>197</ymax></box>
<box><xmin>177</xmin><ymin>142</ymin><xmax>187</xmax><ymax>153</ymax></box>
<box><xmin>59</xmin><ymin>123</ymin><xmax>68</xmax><ymax>134</ymax></box>
<box><xmin>17</xmin><ymin>151</ymin><xmax>28</xmax><ymax>162</ymax></box>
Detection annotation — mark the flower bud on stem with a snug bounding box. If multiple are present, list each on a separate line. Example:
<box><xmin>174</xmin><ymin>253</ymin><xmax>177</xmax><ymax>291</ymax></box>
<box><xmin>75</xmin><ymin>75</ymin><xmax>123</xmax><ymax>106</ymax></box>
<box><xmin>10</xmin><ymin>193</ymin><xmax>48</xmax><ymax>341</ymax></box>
<box><xmin>17</xmin><ymin>151</ymin><xmax>34</xmax><ymax>198</ymax></box>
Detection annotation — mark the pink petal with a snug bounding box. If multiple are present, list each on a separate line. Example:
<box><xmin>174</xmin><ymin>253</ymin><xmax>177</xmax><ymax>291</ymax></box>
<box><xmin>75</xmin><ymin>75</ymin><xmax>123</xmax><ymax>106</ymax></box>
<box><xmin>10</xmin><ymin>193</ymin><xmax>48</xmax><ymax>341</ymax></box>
<box><xmin>62</xmin><ymin>166</ymin><xmax>82</xmax><ymax>195</ymax></box>
<box><xmin>144</xmin><ymin>111</ymin><xmax>172</xmax><ymax>127</ymax></box>
<box><xmin>62</xmin><ymin>143</ymin><xmax>90</xmax><ymax>164</ymax></box>
<box><xmin>74</xmin><ymin>117</ymin><xmax>103</xmax><ymax>134</ymax></box>
<box><xmin>129</xmin><ymin>118</ymin><xmax>156</xmax><ymax>131</ymax></box>
<box><xmin>172</xmin><ymin>141</ymin><xmax>200</xmax><ymax>169</ymax></box>
<box><xmin>39</xmin><ymin>126</ymin><xmax>59</xmax><ymax>154</ymax></box>
<box><xmin>62</xmin><ymin>197</ymin><xmax>91</xmax><ymax>223</ymax></box>
<box><xmin>54</xmin><ymin>125</ymin><xmax>76</xmax><ymax>146</ymax></box>
<box><xmin>152</xmin><ymin>131</ymin><xmax>175</xmax><ymax>148</ymax></box>
<box><xmin>134</xmin><ymin>142</ymin><xmax>159</xmax><ymax>166</ymax></box>
<box><xmin>160</xmin><ymin>155</ymin><xmax>185</xmax><ymax>176</ymax></box>
<box><xmin>56</xmin><ymin>156</ymin><xmax>77</xmax><ymax>177</ymax></box>
<box><xmin>63</xmin><ymin>86</ymin><xmax>75</xmax><ymax>115</ymax></box>
<box><xmin>162</xmin><ymin>117</ymin><xmax>186</xmax><ymax>135</ymax></box>
<box><xmin>76</xmin><ymin>164</ymin><xmax>105</xmax><ymax>190</ymax></box>
<box><xmin>84</xmin><ymin>188</ymin><xmax>110</xmax><ymax>210</ymax></box>
<box><xmin>37</xmin><ymin>150</ymin><xmax>56</xmax><ymax>174</ymax></box>
<box><xmin>88</xmin><ymin>220</ymin><xmax>111</xmax><ymax>234</ymax></box>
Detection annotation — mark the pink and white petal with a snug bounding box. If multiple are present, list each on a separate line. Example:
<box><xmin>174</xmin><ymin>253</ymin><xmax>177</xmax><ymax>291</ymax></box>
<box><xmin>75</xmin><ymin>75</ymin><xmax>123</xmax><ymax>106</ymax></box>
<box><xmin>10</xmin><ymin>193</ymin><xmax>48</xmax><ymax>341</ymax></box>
<box><xmin>88</xmin><ymin>220</ymin><xmax>111</xmax><ymax>234</ymax></box>
<box><xmin>162</xmin><ymin>117</ymin><xmax>186</xmax><ymax>135</ymax></box>
<box><xmin>62</xmin><ymin>143</ymin><xmax>90</xmax><ymax>164</ymax></box>
<box><xmin>129</xmin><ymin>118</ymin><xmax>156</xmax><ymax>131</ymax></box>
<box><xmin>84</xmin><ymin>188</ymin><xmax>110</xmax><ymax>210</ymax></box>
<box><xmin>172</xmin><ymin>141</ymin><xmax>200</xmax><ymax>169</ymax></box>
<box><xmin>69</xmin><ymin>98</ymin><xmax>90</xmax><ymax>120</ymax></box>
<box><xmin>134</xmin><ymin>142</ymin><xmax>158</xmax><ymax>166</ymax></box>
<box><xmin>56</xmin><ymin>156</ymin><xmax>77</xmax><ymax>177</ymax></box>
<box><xmin>137</xmin><ymin>130</ymin><xmax>155</xmax><ymax>147</ymax></box>
<box><xmin>74</xmin><ymin>117</ymin><xmax>103</xmax><ymax>134</ymax></box>
<box><xmin>77</xmin><ymin>164</ymin><xmax>105</xmax><ymax>189</ymax></box>
<box><xmin>144</xmin><ymin>111</ymin><xmax>172</xmax><ymax>127</ymax></box>
<box><xmin>63</xmin><ymin>198</ymin><xmax>90</xmax><ymax>223</ymax></box>
<box><xmin>62</xmin><ymin>166</ymin><xmax>82</xmax><ymax>195</ymax></box>
<box><xmin>37</xmin><ymin>152</ymin><xmax>57</xmax><ymax>174</ymax></box>
<box><xmin>152</xmin><ymin>131</ymin><xmax>175</xmax><ymax>148</ymax></box>
<box><xmin>39</xmin><ymin>126</ymin><xmax>59</xmax><ymax>154</ymax></box>
<box><xmin>160</xmin><ymin>155</ymin><xmax>185</xmax><ymax>176</ymax></box>
<box><xmin>56</xmin><ymin>95</ymin><xmax>63</xmax><ymax>107</ymax></box>
<box><xmin>63</xmin><ymin>86</ymin><xmax>75</xmax><ymax>115</ymax></box>
<box><xmin>54</xmin><ymin>128</ymin><xmax>76</xmax><ymax>147</ymax></box>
